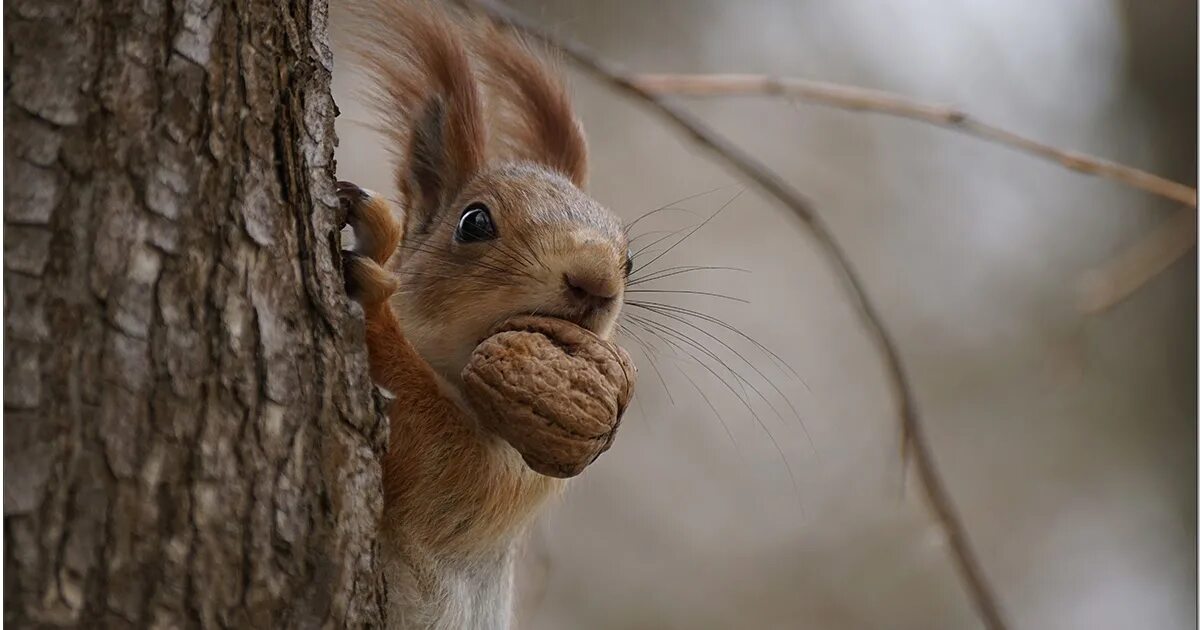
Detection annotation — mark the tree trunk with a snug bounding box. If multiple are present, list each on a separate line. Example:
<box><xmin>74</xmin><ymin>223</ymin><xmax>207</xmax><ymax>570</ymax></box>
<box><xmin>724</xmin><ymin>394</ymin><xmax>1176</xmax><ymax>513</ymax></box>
<box><xmin>4</xmin><ymin>1</ymin><xmax>388</xmax><ymax>627</ymax></box>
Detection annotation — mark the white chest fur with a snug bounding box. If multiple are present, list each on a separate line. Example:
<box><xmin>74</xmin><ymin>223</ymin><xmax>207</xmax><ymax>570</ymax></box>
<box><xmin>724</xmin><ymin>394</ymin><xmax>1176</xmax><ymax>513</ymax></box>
<box><xmin>385</xmin><ymin>542</ymin><xmax>518</xmax><ymax>630</ymax></box>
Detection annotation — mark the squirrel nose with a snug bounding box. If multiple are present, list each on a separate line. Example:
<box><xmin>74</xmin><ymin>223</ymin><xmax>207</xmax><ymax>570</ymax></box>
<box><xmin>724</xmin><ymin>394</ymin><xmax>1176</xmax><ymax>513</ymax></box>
<box><xmin>564</xmin><ymin>271</ymin><xmax>619</xmax><ymax>306</ymax></box>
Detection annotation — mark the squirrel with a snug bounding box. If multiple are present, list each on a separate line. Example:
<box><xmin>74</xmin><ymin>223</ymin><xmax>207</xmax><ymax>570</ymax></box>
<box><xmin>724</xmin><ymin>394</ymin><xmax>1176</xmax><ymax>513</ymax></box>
<box><xmin>337</xmin><ymin>2</ymin><xmax>633</xmax><ymax>627</ymax></box>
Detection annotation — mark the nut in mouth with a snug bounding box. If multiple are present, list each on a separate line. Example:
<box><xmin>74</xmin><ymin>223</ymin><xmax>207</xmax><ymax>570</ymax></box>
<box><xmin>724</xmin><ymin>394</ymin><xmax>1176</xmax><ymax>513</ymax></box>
<box><xmin>462</xmin><ymin>314</ymin><xmax>637</xmax><ymax>478</ymax></box>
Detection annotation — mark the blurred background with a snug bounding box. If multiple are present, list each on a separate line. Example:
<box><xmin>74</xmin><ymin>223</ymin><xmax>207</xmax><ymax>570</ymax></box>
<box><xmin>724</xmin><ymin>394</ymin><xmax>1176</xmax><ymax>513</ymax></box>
<box><xmin>331</xmin><ymin>1</ymin><xmax>1196</xmax><ymax>628</ymax></box>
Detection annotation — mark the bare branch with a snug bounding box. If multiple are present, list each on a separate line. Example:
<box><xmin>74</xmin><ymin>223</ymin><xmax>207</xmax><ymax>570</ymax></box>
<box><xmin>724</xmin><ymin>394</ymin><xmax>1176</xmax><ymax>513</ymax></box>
<box><xmin>632</xmin><ymin>73</ymin><xmax>1198</xmax><ymax>208</ymax></box>
<box><xmin>1078</xmin><ymin>210</ymin><xmax>1197</xmax><ymax>314</ymax></box>
<box><xmin>463</xmin><ymin>2</ymin><xmax>1011</xmax><ymax>629</ymax></box>
<box><xmin>636</xmin><ymin>73</ymin><xmax>1197</xmax><ymax>313</ymax></box>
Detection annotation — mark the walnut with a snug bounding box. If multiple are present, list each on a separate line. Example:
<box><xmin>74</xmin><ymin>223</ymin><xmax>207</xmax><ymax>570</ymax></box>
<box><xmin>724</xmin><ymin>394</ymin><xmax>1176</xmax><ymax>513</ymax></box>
<box><xmin>461</xmin><ymin>316</ymin><xmax>636</xmax><ymax>478</ymax></box>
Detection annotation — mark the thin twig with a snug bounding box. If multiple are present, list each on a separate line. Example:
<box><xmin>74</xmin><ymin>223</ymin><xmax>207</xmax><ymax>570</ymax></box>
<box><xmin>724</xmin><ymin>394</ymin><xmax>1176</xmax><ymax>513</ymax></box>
<box><xmin>1078</xmin><ymin>210</ymin><xmax>1197</xmax><ymax>313</ymax></box>
<box><xmin>632</xmin><ymin>73</ymin><xmax>1198</xmax><ymax>208</ymax></box>
<box><xmin>636</xmin><ymin>73</ymin><xmax>1199</xmax><ymax>316</ymax></box>
<box><xmin>464</xmin><ymin>2</ymin><xmax>1010</xmax><ymax>629</ymax></box>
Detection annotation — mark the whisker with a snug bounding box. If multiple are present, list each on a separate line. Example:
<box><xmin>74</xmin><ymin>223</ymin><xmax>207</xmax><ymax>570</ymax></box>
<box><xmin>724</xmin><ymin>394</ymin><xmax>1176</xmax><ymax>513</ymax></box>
<box><xmin>402</xmin><ymin>211</ymin><xmax>546</xmax><ymax>279</ymax></box>
<box><xmin>626</xmin><ymin>313</ymin><xmax>759</xmax><ymax>418</ymax></box>
<box><xmin>626</xmin><ymin>315</ymin><xmax>739</xmax><ymax>449</ymax></box>
<box><xmin>627</xmin><ymin>229</ymin><xmax>680</xmax><ymax>247</ymax></box>
<box><xmin>630</xmin><ymin>224</ymin><xmax>695</xmax><ymax>262</ymax></box>
<box><xmin>675</xmin><ymin>362</ymin><xmax>739</xmax><ymax>451</ymax></box>
<box><xmin>628</xmin><ymin>301</ymin><xmax>815</xmax><ymax>451</ymax></box>
<box><xmin>622</xmin><ymin>183</ymin><xmax>740</xmax><ymax>235</ymax></box>
<box><xmin>481</xmin><ymin>240</ymin><xmax>532</xmax><ymax>272</ymax></box>
<box><xmin>618</xmin><ymin>320</ymin><xmax>676</xmax><ymax>406</ymax></box>
<box><xmin>615</xmin><ymin>323</ymin><xmax>652</xmax><ymax>424</ymax></box>
<box><xmin>494</xmin><ymin>230</ymin><xmax>549</xmax><ymax>273</ymax></box>
<box><xmin>626</xmin><ymin>299</ymin><xmax>804</xmax><ymax>384</ymax></box>
<box><xmin>630</xmin><ymin>313</ymin><xmax>784</xmax><ymax>427</ymax></box>
<box><xmin>624</xmin><ymin>313</ymin><xmax>800</xmax><ymax>497</ymax></box>
<box><xmin>397</xmin><ymin>242</ymin><xmax>518</xmax><ymax>277</ymax></box>
<box><xmin>635</xmin><ymin>188</ymin><xmax>745</xmax><ymax>275</ymax></box>
<box><xmin>625</xmin><ymin>289</ymin><xmax>749</xmax><ymax>304</ymax></box>
<box><xmin>628</xmin><ymin>265</ymin><xmax>750</xmax><ymax>287</ymax></box>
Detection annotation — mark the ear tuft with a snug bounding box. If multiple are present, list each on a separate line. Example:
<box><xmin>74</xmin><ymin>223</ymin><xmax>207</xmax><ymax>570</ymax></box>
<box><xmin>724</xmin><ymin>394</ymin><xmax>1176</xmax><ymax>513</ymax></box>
<box><xmin>468</xmin><ymin>19</ymin><xmax>590</xmax><ymax>189</ymax></box>
<box><xmin>346</xmin><ymin>1</ymin><xmax>487</xmax><ymax>230</ymax></box>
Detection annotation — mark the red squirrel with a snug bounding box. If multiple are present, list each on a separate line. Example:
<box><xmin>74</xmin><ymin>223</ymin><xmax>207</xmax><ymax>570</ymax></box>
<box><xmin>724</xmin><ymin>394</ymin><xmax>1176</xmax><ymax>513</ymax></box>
<box><xmin>338</xmin><ymin>2</ymin><xmax>632</xmax><ymax>627</ymax></box>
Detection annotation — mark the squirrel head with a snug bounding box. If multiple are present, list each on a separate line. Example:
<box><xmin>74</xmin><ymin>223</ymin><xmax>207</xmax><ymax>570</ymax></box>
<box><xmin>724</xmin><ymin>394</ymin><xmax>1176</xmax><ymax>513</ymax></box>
<box><xmin>351</xmin><ymin>3</ymin><xmax>628</xmax><ymax>379</ymax></box>
<box><xmin>396</xmin><ymin>161</ymin><xmax>628</xmax><ymax>379</ymax></box>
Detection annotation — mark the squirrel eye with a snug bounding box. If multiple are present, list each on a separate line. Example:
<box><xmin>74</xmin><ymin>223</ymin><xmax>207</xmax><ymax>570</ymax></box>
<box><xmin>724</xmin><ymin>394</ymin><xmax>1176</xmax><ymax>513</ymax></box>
<box><xmin>456</xmin><ymin>203</ymin><xmax>497</xmax><ymax>243</ymax></box>
<box><xmin>624</xmin><ymin>253</ymin><xmax>634</xmax><ymax>278</ymax></box>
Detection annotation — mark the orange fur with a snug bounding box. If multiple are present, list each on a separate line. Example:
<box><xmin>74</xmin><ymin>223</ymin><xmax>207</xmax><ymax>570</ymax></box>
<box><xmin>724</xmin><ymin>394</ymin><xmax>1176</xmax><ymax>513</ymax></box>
<box><xmin>361</xmin><ymin>299</ymin><xmax>561</xmax><ymax>554</ymax></box>
<box><xmin>358</xmin><ymin>195</ymin><xmax>404</xmax><ymax>265</ymax></box>
<box><xmin>345</xmin><ymin>194</ymin><xmax>563</xmax><ymax>556</ymax></box>
<box><xmin>340</xmin><ymin>3</ymin><xmax>628</xmax><ymax>624</ymax></box>
<box><xmin>341</xmin><ymin>182</ymin><xmax>404</xmax><ymax>266</ymax></box>
<box><xmin>349</xmin><ymin>0</ymin><xmax>488</xmax><ymax>225</ymax></box>
<box><xmin>467</xmin><ymin>19</ymin><xmax>590</xmax><ymax>188</ymax></box>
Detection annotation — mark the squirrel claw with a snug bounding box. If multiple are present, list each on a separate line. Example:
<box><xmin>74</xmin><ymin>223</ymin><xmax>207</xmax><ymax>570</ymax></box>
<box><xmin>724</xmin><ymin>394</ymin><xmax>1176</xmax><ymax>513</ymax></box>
<box><xmin>336</xmin><ymin>180</ymin><xmax>402</xmax><ymax>266</ymax></box>
<box><xmin>342</xmin><ymin>249</ymin><xmax>398</xmax><ymax>308</ymax></box>
<box><xmin>337</xmin><ymin>181</ymin><xmax>400</xmax><ymax>309</ymax></box>
<box><xmin>336</xmin><ymin>181</ymin><xmax>368</xmax><ymax>228</ymax></box>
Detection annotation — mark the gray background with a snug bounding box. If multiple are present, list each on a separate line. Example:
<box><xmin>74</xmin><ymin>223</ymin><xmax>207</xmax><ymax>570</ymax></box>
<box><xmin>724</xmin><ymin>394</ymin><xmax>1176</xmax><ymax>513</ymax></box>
<box><xmin>331</xmin><ymin>1</ymin><xmax>1196</xmax><ymax>628</ymax></box>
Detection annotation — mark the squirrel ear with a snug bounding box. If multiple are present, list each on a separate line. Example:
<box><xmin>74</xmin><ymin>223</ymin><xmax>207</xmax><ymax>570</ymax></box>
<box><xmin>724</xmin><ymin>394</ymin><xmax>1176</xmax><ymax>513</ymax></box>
<box><xmin>348</xmin><ymin>1</ymin><xmax>486</xmax><ymax>236</ymax></box>
<box><xmin>470</xmin><ymin>22</ymin><xmax>589</xmax><ymax>188</ymax></box>
<box><xmin>402</xmin><ymin>98</ymin><xmax>454</xmax><ymax>235</ymax></box>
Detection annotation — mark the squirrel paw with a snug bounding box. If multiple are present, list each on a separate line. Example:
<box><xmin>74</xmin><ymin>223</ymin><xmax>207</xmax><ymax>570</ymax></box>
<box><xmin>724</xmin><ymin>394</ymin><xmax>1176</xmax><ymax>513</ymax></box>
<box><xmin>337</xmin><ymin>181</ymin><xmax>401</xmax><ymax>307</ymax></box>
<box><xmin>337</xmin><ymin>180</ymin><xmax>402</xmax><ymax>266</ymax></box>
<box><xmin>341</xmin><ymin>249</ymin><xmax>397</xmax><ymax>308</ymax></box>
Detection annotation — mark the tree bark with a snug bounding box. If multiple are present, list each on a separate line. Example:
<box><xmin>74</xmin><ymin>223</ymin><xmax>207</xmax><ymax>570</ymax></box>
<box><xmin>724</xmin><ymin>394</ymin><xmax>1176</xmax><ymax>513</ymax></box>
<box><xmin>4</xmin><ymin>1</ymin><xmax>388</xmax><ymax>627</ymax></box>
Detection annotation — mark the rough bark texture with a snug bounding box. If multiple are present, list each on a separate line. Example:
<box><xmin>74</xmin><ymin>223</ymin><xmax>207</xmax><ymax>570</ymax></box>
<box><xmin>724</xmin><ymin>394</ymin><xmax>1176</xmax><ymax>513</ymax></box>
<box><xmin>4</xmin><ymin>0</ymin><xmax>388</xmax><ymax>627</ymax></box>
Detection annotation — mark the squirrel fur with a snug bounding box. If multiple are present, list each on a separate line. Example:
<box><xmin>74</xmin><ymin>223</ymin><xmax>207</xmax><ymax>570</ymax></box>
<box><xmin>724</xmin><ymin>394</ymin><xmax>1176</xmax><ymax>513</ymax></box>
<box><xmin>338</xmin><ymin>2</ymin><xmax>631</xmax><ymax>627</ymax></box>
